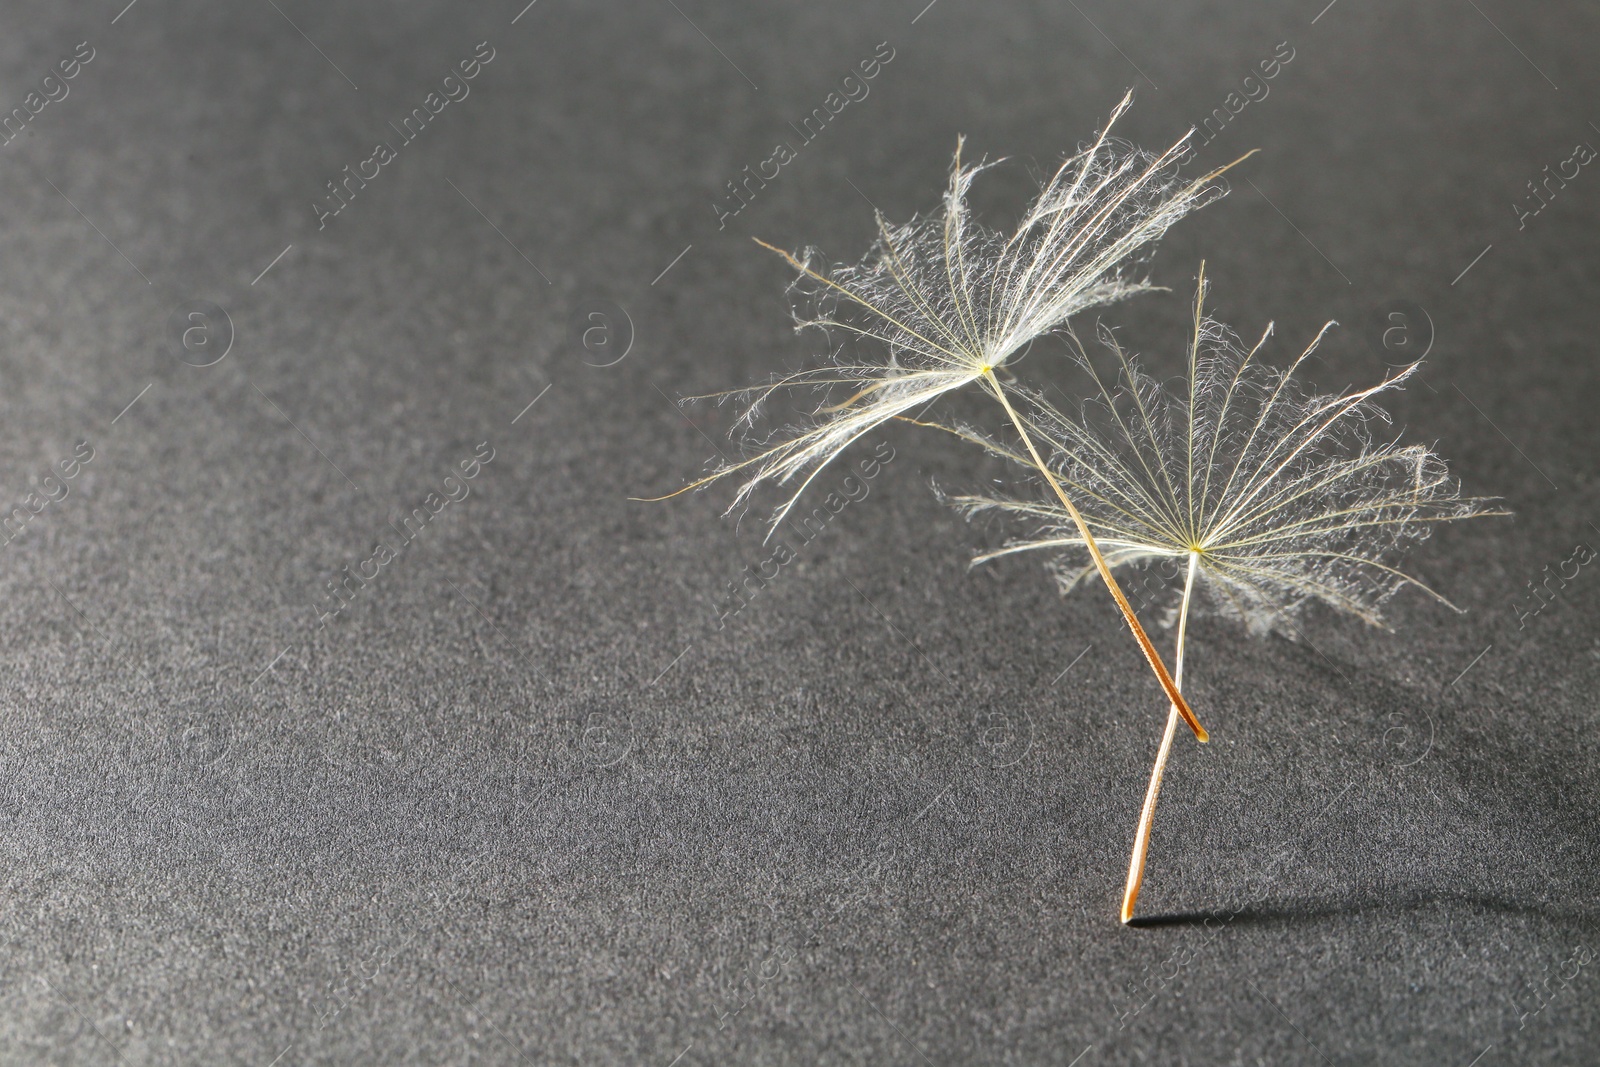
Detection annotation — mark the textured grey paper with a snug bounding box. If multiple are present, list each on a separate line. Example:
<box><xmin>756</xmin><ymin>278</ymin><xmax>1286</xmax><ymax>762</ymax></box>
<box><xmin>0</xmin><ymin>1</ymin><xmax>1596</xmax><ymax>1064</ymax></box>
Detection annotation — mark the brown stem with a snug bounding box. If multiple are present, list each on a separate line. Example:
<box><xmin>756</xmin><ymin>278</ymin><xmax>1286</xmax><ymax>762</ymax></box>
<box><xmin>1121</xmin><ymin>551</ymin><xmax>1199</xmax><ymax>923</ymax></box>
<box><xmin>983</xmin><ymin>370</ymin><xmax>1208</xmax><ymax>743</ymax></box>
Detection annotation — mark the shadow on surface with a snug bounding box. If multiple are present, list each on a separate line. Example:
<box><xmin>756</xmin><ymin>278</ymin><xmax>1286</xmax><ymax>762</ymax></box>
<box><xmin>1126</xmin><ymin>890</ymin><xmax>1600</xmax><ymax>931</ymax></box>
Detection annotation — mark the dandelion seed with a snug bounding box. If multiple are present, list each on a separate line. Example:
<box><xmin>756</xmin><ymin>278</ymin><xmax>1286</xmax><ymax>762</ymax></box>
<box><xmin>650</xmin><ymin>92</ymin><xmax>1251</xmax><ymax>735</ymax></box>
<box><xmin>938</xmin><ymin>265</ymin><xmax>1506</xmax><ymax>921</ymax></box>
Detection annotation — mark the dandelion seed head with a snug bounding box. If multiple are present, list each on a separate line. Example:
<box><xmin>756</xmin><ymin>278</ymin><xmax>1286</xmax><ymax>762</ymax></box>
<box><xmin>945</xmin><ymin>273</ymin><xmax>1506</xmax><ymax>634</ymax></box>
<box><xmin>682</xmin><ymin>92</ymin><xmax>1235</xmax><ymax>537</ymax></box>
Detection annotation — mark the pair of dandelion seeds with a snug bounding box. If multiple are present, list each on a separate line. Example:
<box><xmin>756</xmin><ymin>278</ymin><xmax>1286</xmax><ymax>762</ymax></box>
<box><xmin>651</xmin><ymin>93</ymin><xmax>1499</xmax><ymax>923</ymax></box>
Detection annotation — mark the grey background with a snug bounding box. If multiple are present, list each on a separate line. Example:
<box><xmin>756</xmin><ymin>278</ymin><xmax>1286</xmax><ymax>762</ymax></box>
<box><xmin>1</xmin><ymin>0</ymin><xmax>1596</xmax><ymax>1064</ymax></box>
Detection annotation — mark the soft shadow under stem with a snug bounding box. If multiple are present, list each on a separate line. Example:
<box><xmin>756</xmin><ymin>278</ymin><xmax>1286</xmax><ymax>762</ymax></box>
<box><xmin>1122</xmin><ymin>550</ymin><xmax>1199</xmax><ymax>924</ymax></box>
